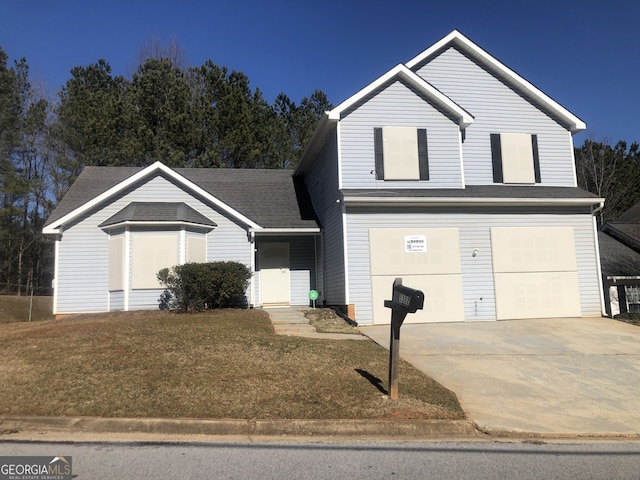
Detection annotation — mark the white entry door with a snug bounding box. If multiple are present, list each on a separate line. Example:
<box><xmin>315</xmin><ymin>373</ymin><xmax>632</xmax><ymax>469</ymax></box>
<box><xmin>259</xmin><ymin>242</ymin><xmax>290</xmax><ymax>305</ymax></box>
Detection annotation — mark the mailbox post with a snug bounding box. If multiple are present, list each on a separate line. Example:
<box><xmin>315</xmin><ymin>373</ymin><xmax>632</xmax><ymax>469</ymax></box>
<box><xmin>384</xmin><ymin>278</ymin><xmax>424</xmax><ymax>400</ymax></box>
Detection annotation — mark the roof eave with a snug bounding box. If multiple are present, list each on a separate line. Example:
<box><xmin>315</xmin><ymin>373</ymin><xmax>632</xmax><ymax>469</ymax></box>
<box><xmin>326</xmin><ymin>64</ymin><xmax>472</xmax><ymax>127</ymax></box>
<box><xmin>342</xmin><ymin>196</ymin><xmax>605</xmax><ymax>208</ymax></box>
<box><xmin>43</xmin><ymin>162</ymin><xmax>263</xmax><ymax>233</ymax></box>
<box><xmin>294</xmin><ymin>114</ymin><xmax>336</xmax><ymax>176</ymax></box>
<box><xmin>100</xmin><ymin>220</ymin><xmax>217</xmax><ymax>230</ymax></box>
<box><xmin>251</xmin><ymin>227</ymin><xmax>321</xmax><ymax>236</ymax></box>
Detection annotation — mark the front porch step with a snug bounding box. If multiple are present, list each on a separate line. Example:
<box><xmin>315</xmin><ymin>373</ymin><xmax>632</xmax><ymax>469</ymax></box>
<box><xmin>272</xmin><ymin>324</ymin><xmax>317</xmax><ymax>334</ymax></box>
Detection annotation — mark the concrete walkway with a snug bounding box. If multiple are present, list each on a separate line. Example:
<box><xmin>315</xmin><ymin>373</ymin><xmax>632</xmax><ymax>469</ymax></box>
<box><xmin>266</xmin><ymin>307</ymin><xmax>366</xmax><ymax>340</ymax></box>
<box><xmin>361</xmin><ymin>317</ymin><xmax>640</xmax><ymax>437</ymax></box>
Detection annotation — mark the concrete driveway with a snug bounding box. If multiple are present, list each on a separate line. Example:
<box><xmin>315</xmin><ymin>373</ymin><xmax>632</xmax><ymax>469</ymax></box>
<box><xmin>361</xmin><ymin>317</ymin><xmax>640</xmax><ymax>436</ymax></box>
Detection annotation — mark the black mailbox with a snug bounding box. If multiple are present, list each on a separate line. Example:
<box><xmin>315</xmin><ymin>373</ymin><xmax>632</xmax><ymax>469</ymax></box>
<box><xmin>387</xmin><ymin>283</ymin><xmax>424</xmax><ymax>314</ymax></box>
<box><xmin>384</xmin><ymin>278</ymin><xmax>425</xmax><ymax>400</ymax></box>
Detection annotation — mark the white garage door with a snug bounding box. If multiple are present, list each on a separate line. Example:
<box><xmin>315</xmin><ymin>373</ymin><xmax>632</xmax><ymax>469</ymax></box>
<box><xmin>491</xmin><ymin>227</ymin><xmax>581</xmax><ymax>319</ymax></box>
<box><xmin>369</xmin><ymin>228</ymin><xmax>465</xmax><ymax>324</ymax></box>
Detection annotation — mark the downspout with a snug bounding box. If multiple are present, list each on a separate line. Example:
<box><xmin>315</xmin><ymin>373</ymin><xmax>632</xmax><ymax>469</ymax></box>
<box><xmin>179</xmin><ymin>226</ymin><xmax>186</xmax><ymax>264</ymax></box>
<box><xmin>52</xmin><ymin>235</ymin><xmax>60</xmax><ymax>316</ymax></box>
<box><xmin>124</xmin><ymin>227</ymin><xmax>131</xmax><ymax>311</ymax></box>
<box><xmin>250</xmin><ymin>230</ymin><xmax>256</xmax><ymax>308</ymax></box>
<box><xmin>592</xmin><ymin>200</ymin><xmax>606</xmax><ymax>316</ymax></box>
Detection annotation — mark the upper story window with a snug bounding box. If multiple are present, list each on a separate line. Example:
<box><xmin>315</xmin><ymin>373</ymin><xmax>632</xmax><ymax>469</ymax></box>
<box><xmin>374</xmin><ymin>127</ymin><xmax>429</xmax><ymax>181</ymax></box>
<box><xmin>490</xmin><ymin>133</ymin><xmax>541</xmax><ymax>184</ymax></box>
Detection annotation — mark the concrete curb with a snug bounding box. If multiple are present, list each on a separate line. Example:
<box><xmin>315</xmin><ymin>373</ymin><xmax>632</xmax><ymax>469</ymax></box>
<box><xmin>0</xmin><ymin>416</ymin><xmax>480</xmax><ymax>440</ymax></box>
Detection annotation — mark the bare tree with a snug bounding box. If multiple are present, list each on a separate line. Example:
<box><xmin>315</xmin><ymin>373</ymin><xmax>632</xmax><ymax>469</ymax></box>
<box><xmin>133</xmin><ymin>35</ymin><xmax>187</xmax><ymax>71</ymax></box>
<box><xmin>575</xmin><ymin>133</ymin><xmax>640</xmax><ymax>224</ymax></box>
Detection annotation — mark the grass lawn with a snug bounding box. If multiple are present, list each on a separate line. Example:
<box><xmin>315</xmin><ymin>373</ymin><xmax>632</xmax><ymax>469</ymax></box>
<box><xmin>0</xmin><ymin>309</ymin><xmax>464</xmax><ymax>420</ymax></box>
<box><xmin>0</xmin><ymin>296</ymin><xmax>53</xmax><ymax>323</ymax></box>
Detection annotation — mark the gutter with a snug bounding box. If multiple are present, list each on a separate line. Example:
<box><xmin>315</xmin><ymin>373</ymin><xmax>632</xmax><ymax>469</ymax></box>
<box><xmin>250</xmin><ymin>228</ymin><xmax>321</xmax><ymax>236</ymax></box>
<box><xmin>342</xmin><ymin>196</ymin><xmax>606</xmax><ymax>208</ymax></box>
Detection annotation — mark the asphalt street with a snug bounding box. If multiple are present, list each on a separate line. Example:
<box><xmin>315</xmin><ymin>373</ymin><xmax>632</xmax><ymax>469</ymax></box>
<box><xmin>3</xmin><ymin>440</ymin><xmax>640</xmax><ymax>479</ymax></box>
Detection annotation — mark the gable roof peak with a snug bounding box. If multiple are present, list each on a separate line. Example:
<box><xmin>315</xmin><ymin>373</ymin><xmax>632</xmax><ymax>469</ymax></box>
<box><xmin>43</xmin><ymin>161</ymin><xmax>262</xmax><ymax>234</ymax></box>
<box><xmin>327</xmin><ymin>63</ymin><xmax>473</xmax><ymax>127</ymax></box>
<box><xmin>406</xmin><ymin>30</ymin><xmax>586</xmax><ymax>134</ymax></box>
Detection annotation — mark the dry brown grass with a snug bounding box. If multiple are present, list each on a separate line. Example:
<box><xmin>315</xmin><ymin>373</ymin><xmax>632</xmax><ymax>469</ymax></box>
<box><xmin>305</xmin><ymin>308</ymin><xmax>361</xmax><ymax>335</ymax></box>
<box><xmin>0</xmin><ymin>309</ymin><xmax>464</xmax><ymax>420</ymax></box>
<box><xmin>0</xmin><ymin>296</ymin><xmax>53</xmax><ymax>323</ymax></box>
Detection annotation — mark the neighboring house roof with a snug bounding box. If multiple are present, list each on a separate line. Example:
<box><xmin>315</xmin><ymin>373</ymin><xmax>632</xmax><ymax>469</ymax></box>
<box><xmin>602</xmin><ymin>223</ymin><xmax>640</xmax><ymax>254</ymax></box>
<box><xmin>405</xmin><ymin>30</ymin><xmax>586</xmax><ymax>134</ymax></box>
<box><xmin>615</xmin><ymin>201</ymin><xmax>640</xmax><ymax>223</ymax></box>
<box><xmin>598</xmin><ymin>201</ymin><xmax>640</xmax><ymax>280</ymax></box>
<box><xmin>341</xmin><ymin>186</ymin><xmax>603</xmax><ymax>207</ymax></box>
<box><xmin>44</xmin><ymin>162</ymin><xmax>319</xmax><ymax>234</ymax></box>
<box><xmin>598</xmin><ymin>231</ymin><xmax>640</xmax><ymax>277</ymax></box>
<box><xmin>99</xmin><ymin>202</ymin><xmax>217</xmax><ymax>228</ymax></box>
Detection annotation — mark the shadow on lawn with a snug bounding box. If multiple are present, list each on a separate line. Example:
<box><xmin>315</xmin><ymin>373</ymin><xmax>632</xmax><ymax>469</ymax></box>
<box><xmin>355</xmin><ymin>368</ymin><xmax>388</xmax><ymax>395</ymax></box>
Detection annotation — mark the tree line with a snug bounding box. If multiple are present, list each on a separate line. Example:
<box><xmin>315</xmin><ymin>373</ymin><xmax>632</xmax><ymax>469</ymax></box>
<box><xmin>1</xmin><ymin>41</ymin><xmax>638</xmax><ymax>297</ymax></box>
<box><xmin>574</xmin><ymin>138</ymin><xmax>640</xmax><ymax>224</ymax></box>
<box><xmin>0</xmin><ymin>44</ymin><xmax>331</xmax><ymax>295</ymax></box>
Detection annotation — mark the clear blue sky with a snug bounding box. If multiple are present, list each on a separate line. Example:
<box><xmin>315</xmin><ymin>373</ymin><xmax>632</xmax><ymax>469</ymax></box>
<box><xmin>1</xmin><ymin>0</ymin><xmax>638</xmax><ymax>146</ymax></box>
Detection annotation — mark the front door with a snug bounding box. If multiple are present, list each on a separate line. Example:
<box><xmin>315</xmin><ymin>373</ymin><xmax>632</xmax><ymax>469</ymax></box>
<box><xmin>259</xmin><ymin>242</ymin><xmax>290</xmax><ymax>305</ymax></box>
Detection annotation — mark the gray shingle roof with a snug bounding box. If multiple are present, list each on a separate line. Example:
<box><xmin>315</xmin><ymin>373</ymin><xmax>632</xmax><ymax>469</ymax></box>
<box><xmin>602</xmin><ymin>223</ymin><xmax>640</xmax><ymax>253</ymax></box>
<box><xmin>99</xmin><ymin>202</ymin><xmax>217</xmax><ymax>228</ymax></box>
<box><xmin>615</xmin><ymin>201</ymin><xmax>640</xmax><ymax>223</ymax></box>
<box><xmin>599</xmin><ymin>231</ymin><xmax>640</xmax><ymax>277</ymax></box>
<box><xmin>44</xmin><ymin>166</ymin><xmax>318</xmax><ymax>230</ymax></box>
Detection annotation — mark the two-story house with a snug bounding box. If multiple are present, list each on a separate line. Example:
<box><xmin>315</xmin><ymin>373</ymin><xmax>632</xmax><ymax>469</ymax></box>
<box><xmin>295</xmin><ymin>30</ymin><xmax>604</xmax><ymax>324</ymax></box>
<box><xmin>44</xmin><ymin>31</ymin><xmax>605</xmax><ymax>323</ymax></box>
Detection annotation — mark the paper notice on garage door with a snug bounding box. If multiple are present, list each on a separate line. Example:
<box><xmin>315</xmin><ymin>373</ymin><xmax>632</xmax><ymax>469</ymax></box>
<box><xmin>404</xmin><ymin>235</ymin><xmax>427</xmax><ymax>253</ymax></box>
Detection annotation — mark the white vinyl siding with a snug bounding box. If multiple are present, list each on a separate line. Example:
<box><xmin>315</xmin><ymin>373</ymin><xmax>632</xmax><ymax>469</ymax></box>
<box><xmin>303</xmin><ymin>130</ymin><xmax>346</xmax><ymax>304</ymax></box>
<box><xmin>109</xmin><ymin>291</ymin><xmax>124</xmax><ymax>311</ymax></box>
<box><xmin>345</xmin><ymin>208</ymin><xmax>601</xmax><ymax>324</ymax></box>
<box><xmin>132</xmin><ymin>235</ymin><xmax>178</xmax><ymax>289</ymax></box>
<box><xmin>108</xmin><ymin>236</ymin><xmax>124</xmax><ymax>291</ymax></box>
<box><xmin>339</xmin><ymin>80</ymin><xmax>463</xmax><ymax>189</ymax></box>
<box><xmin>55</xmin><ymin>175</ymin><xmax>251</xmax><ymax>314</ymax></box>
<box><xmin>415</xmin><ymin>47</ymin><xmax>577</xmax><ymax>187</ymax></box>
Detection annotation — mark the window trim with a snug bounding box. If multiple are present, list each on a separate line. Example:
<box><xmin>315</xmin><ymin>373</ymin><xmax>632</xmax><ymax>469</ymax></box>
<box><xmin>373</xmin><ymin>127</ymin><xmax>429</xmax><ymax>181</ymax></box>
<box><xmin>491</xmin><ymin>133</ymin><xmax>540</xmax><ymax>184</ymax></box>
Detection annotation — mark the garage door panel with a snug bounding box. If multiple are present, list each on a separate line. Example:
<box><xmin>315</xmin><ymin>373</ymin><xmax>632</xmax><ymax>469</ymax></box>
<box><xmin>369</xmin><ymin>228</ymin><xmax>461</xmax><ymax>276</ymax></box>
<box><xmin>371</xmin><ymin>275</ymin><xmax>465</xmax><ymax>324</ymax></box>
<box><xmin>494</xmin><ymin>272</ymin><xmax>581</xmax><ymax>319</ymax></box>
<box><xmin>491</xmin><ymin>227</ymin><xmax>577</xmax><ymax>273</ymax></box>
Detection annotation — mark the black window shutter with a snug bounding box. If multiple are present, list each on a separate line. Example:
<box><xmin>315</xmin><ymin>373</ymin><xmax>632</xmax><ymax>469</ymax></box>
<box><xmin>374</xmin><ymin>128</ymin><xmax>384</xmax><ymax>180</ymax></box>
<box><xmin>417</xmin><ymin>128</ymin><xmax>429</xmax><ymax>181</ymax></box>
<box><xmin>532</xmin><ymin>134</ymin><xmax>541</xmax><ymax>183</ymax></box>
<box><xmin>490</xmin><ymin>134</ymin><xmax>503</xmax><ymax>183</ymax></box>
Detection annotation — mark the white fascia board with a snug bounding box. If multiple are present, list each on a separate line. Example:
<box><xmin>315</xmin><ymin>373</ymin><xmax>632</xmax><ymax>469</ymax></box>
<box><xmin>327</xmin><ymin>64</ymin><xmax>473</xmax><ymax>129</ymax></box>
<box><xmin>43</xmin><ymin>161</ymin><xmax>262</xmax><ymax>234</ymax></box>
<box><xmin>342</xmin><ymin>196</ymin><xmax>605</xmax><ymax>208</ymax></box>
<box><xmin>251</xmin><ymin>228</ymin><xmax>321</xmax><ymax>236</ymax></box>
<box><xmin>406</xmin><ymin>30</ymin><xmax>586</xmax><ymax>134</ymax></box>
<box><xmin>101</xmin><ymin>221</ymin><xmax>215</xmax><ymax>230</ymax></box>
